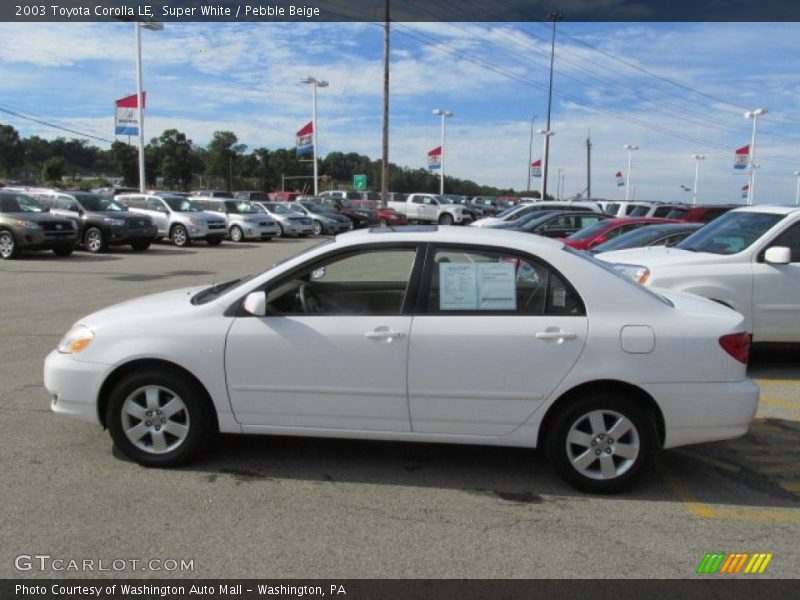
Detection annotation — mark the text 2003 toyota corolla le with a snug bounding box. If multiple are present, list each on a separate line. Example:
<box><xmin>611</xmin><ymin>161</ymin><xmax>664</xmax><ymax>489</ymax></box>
<box><xmin>44</xmin><ymin>227</ymin><xmax>758</xmax><ymax>493</ymax></box>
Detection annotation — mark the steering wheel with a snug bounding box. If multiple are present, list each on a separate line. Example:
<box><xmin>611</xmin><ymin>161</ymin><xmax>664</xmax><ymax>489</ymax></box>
<box><xmin>298</xmin><ymin>284</ymin><xmax>321</xmax><ymax>313</ymax></box>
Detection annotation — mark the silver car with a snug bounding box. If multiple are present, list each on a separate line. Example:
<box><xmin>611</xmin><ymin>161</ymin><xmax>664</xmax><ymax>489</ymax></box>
<box><xmin>117</xmin><ymin>193</ymin><xmax>227</xmax><ymax>247</ymax></box>
<box><xmin>287</xmin><ymin>201</ymin><xmax>353</xmax><ymax>235</ymax></box>
<box><xmin>191</xmin><ymin>197</ymin><xmax>279</xmax><ymax>242</ymax></box>
<box><xmin>253</xmin><ymin>202</ymin><xmax>315</xmax><ymax>237</ymax></box>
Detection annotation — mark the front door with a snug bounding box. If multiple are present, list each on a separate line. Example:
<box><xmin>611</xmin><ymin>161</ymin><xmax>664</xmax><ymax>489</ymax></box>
<box><xmin>226</xmin><ymin>246</ymin><xmax>421</xmax><ymax>431</ymax></box>
<box><xmin>753</xmin><ymin>223</ymin><xmax>800</xmax><ymax>342</ymax></box>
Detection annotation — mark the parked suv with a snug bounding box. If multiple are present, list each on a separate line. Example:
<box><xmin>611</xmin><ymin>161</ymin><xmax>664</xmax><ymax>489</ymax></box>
<box><xmin>191</xmin><ymin>197</ymin><xmax>279</xmax><ymax>242</ymax></box>
<box><xmin>118</xmin><ymin>193</ymin><xmax>227</xmax><ymax>247</ymax></box>
<box><xmin>33</xmin><ymin>191</ymin><xmax>157</xmax><ymax>253</ymax></box>
<box><xmin>0</xmin><ymin>191</ymin><xmax>78</xmax><ymax>259</ymax></box>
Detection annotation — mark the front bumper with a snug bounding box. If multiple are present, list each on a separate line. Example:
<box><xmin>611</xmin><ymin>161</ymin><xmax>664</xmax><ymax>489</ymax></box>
<box><xmin>44</xmin><ymin>350</ymin><xmax>110</xmax><ymax>425</ymax></box>
<box><xmin>108</xmin><ymin>224</ymin><xmax>158</xmax><ymax>245</ymax></box>
<box><xmin>17</xmin><ymin>227</ymin><xmax>78</xmax><ymax>250</ymax></box>
<box><xmin>241</xmin><ymin>223</ymin><xmax>279</xmax><ymax>240</ymax></box>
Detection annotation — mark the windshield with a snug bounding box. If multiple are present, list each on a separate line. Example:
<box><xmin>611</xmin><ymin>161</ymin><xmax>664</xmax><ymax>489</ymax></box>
<box><xmin>301</xmin><ymin>203</ymin><xmax>329</xmax><ymax>214</ymax></box>
<box><xmin>567</xmin><ymin>220</ymin><xmax>611</xmax><ymax>241</ymax></box>
<box><xmin>517</xmin><ymin>212</ymin><xmax>564</xmax><ymax>232</ymax></box>
<box><xmin>266</xmin><ymin>203</ymin><xmax>290</xmax><ymax>214</ymax></box>
<box><xmin>592</xmin><ymin>226</ymin><xmax>671</xmax><ymax>252</ymax></box>
<box><xmin>0</xmin><ymin>193</ymin><xmax>45</xmax><ymax>213</ymax></box>
<box><xmin>227</xmin><ymin>201</ymin><xmax>260</xmax><ymax>214</ymax></box>
<box><xmin>76</xmin><ymin>194</ymin><xmax>127</xmax><ymax>212</ymax></box>
<box><xmin>496</xmin><ymin>204</ymin><xmax>523</xmax><ymax>218</ymax></box>
<box><xmin>677</xmin><ymin>211</ymin><xmax>783</xmax><ymax>254</ymax></box>
<box><xmin>163</xmin><ymin>196</ymin><xmax>199</xmax><ymax>212</ymax></box>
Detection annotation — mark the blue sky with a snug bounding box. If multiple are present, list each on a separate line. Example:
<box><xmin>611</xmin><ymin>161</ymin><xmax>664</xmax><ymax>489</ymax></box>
<box><xmin>1</xmin><ymin>21</ymin><xmax>799</xmax><ymax>203</ymax></box>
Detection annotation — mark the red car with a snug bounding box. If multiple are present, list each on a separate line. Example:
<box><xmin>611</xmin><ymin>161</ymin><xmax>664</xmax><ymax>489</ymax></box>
<box><xmin>561</xmin><ymin>217</ymin><xmax>683</xmax><ymax>250</ymax></box>
<box><xmin>350</xmin><ymin>198</ymin><xmax>408</xmax><ymax>226</ymax></box>
<box><xmin>661</xmin><ymin>204</ymin><xmax>741</xmax><ymax>223</ymax></box>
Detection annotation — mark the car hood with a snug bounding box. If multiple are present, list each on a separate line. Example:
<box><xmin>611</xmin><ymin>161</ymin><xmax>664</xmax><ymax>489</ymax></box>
<box><xmin>78</xmin><ymin>285</ymin><xmax>209</xmax><ymax>330</ymax></box>
<box><xmin>595</xmin><ymin>245</ymin><xmax>725</xmax><ymax>267</ymax></box>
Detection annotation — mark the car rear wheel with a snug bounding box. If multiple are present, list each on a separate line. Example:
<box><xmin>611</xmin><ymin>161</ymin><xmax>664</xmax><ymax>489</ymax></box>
<box><xmin>229</xmin><ymin>225</ymin><xmax>244</xmax><ymax>242</ymax></box>
<box><xmin>130</xmin><ymin>240</ymin><xmax>151</xmax><ymax>251</ymax></box>
<box><xmin>106</xmin><ymin>368</ymin><xmax>214</xmax><ymax>467</ymax></box>
<box><xmin>170</xmin><ymin>224</ymin><xmax>191</xmax><ymax>247</ymax></box>
<box><xmin>312</xmin><ymin>220</ymin><xmax>323</xmax><ymax>236</ymax></box>
<box><xmin>52</xmin><ymin>246</ymin><xmax>74</xmax><ymax>257</ymax></box>
<box><xmin>439</xmin><ymin>213</ymin><xmax>454</xmax><ymax>226</ymax></box>
<box><xmin>546</xmin><ymin>392</ymin><xmax>655</xmax><ymax>493</ymax></box>
<box><xmin>0</xmin><ymin>230</ymin><xmax>19</xmax><ymax>259</ymax></box>
<box><xmin>84</xmin><ymin>227</ymin><xmax>108</xmax><ymax>253</ymax></box>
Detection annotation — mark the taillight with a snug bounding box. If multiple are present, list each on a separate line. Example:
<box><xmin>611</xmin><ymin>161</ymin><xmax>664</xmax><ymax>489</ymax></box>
<box><xmin>719</xmin><ymin>332</ymin><xmax>750</xmax><ymax>364</ymax></box>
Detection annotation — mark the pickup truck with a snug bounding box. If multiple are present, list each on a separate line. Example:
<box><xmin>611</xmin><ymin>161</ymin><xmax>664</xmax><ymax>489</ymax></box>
<box><xmin>387</xmin><ymin>193</ymin><xmax>468</xmax><ymax>225</ymax></box>
<box><xmin>596</xmin><ymin>205</ymin><xmax>800</xmax><ymax>343</ymax></box>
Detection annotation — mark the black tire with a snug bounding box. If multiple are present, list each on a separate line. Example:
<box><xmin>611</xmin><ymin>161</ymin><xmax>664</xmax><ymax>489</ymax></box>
<box><xmin>170</xmin><ymin>224</ymin><xmax>191</xmax><ymax>247</ymax></box>
<box><xmin>312</xmin><ymin>220</ymin><xmax>323</xmax><ymax>236</ymax></box>
<box><xmin>206</xmin><ymin>237</ymin><xmax>223</xmax><ymax>246</ymax></box>
<box><xmin>130</xmin><ymin>240</ymin><xmax>151</xmax><ymax>251</ymax></box>
<box><xmin>84</xmin><ymin>227</ymin><xmax>108</xmax><ymax>253</ymax></box>
<box><xmin>229</xmin><ymin>225</ymin><xmax>244</xmax><ymax>242</ymax></box>
<box><xmin>52</xmin><ymin>246</ymin><xmax>74</xmax><ymax>257</ymax></box>
<box><xmin>0</xmin><ymin>230</ymin><xmax>19</xmax><ymax>259</ymax></box>
<box><xmin>106</xmin><ymin>368</ymin><xmax>215</xmax><ymax>468</ymax></box>
<box><xmin>439</xmin><ymin>213</ymin><xmax>454</xmax><ymax>226</ymax></box>
<box><xmin>546</xmin><ymin>391</ymin><xmax>656</xmax><ymax>494</ymax></box>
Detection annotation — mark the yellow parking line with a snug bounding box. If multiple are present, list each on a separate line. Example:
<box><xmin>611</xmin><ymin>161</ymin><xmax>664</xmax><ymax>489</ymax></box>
<box><xmin>656</xmin><ymin>461</ymin><xmax>717</xmax><ymax>519</ymax></box>
<box><xmin>754</xmin><ymin>379</ymin><xmax>800</xmax><ymax>386</ymax></box>
<box><xmin>760</xmin><ymin>396</ymin><xmax>800</xmax><ymax>411</ymax></box>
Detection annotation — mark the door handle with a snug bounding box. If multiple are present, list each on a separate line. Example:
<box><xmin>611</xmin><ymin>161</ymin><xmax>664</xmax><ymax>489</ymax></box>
<box><xmin>365</xmin><ymin>330</ymin><xmax>406</xmax><ymax>340</ymax></box>
<box><xmin>535</xmin><ymin>330</ymin><xmax>577</xmax><ymax>341</ymax></box>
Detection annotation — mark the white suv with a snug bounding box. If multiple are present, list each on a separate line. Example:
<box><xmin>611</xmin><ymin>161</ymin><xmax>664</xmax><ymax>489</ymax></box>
<box><xmin>597</xmin><ymin>205</ymin><xmax>800</xmax><ymax>343</ymax></box>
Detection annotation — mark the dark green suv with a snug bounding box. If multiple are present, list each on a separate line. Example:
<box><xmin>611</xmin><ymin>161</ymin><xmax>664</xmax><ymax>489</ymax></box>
<box><xmin>0</xmin><ymin>191</ymin><xmax>78</xmax><ymax>259</ymax></box>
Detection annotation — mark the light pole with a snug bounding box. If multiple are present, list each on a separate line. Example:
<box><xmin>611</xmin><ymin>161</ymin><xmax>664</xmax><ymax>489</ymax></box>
<box><xmin>744</xmin><ymin>107</ymin><xmax>767</xmax><ymax>206</ymax></box>
<box><xmin>794</xmin><ymin>171</ymin><xmax>800</xmax><ymax>206</ymax></box>
<box><xmin>691</xmin><ymin>154</ymin><xmax>705</xmax><ymax>206</ymax></box>
<box><xmin>432</xmin><ymin>108</ymin><xmax>453</xmax><ymax>195</ymax></box>
<box><xmin>134</xmin><ymin>21</ymin><xmax>163</xmax><ymax>192</ymax></box>
<box><xmin>301</xmin><ymin>76</ymin><xmax>328</xmax><ymax>196</ymax></box>
<box><xmin>538</xmin><ymin>129</ymin><xmax>554</xmax><ymax>199</ymax></box>
<box><xmin>556</xmin><ymin>167</ymin><xmax>563</xmax><ymax>200</ymax></box>
<box><xmin>623</xmin><ymin>144</ymin><xmax>639</xmax><ymax>201</ymax></box>
<box><xmin>542</xmin><ymin>11</ymin><xmax>562</xmax><ymax>201</ymax></box>
<box><xmin>526</xmin><ymin>113</ymin><xmax>535</xmax><ymax>192</ymax></box>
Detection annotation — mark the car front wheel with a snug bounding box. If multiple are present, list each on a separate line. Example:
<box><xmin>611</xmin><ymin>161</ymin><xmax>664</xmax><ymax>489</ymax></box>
<box><xmin>439</xmin><ymin>213</ymin><xmax>454</xmax><ymax>225</ymax></box>
<box><xmin>229</xmin><ymin>225</ymin><xmax>244</xmax><ymax>242</ymax></box>
<box><xmin>546</xmin><ymin>392</ymin><xmax>655</xmax><ymax>493</ymax></box>
<box><xmin>170</xmin><ymin>224</ymin><xmax>191</xmax><ymax>247</ymax></box>
<box><xmin>312</xmin><ymin>220</ymin><xmax>323</xmax><ymax>236</ymax></box>
<box><xmin>0</xmin><ymin>230</ymin><xmax>19</xmax><ymax>259</ymax></box>
<box><xmin>84</xmin><ymin>227</ymin><xmax>107</xmax><ymax>253</ymax></box>
<box><xmin>106</xmin><ymin>368</ymin><xmax>214</xmax><ymax>467</ymax></box>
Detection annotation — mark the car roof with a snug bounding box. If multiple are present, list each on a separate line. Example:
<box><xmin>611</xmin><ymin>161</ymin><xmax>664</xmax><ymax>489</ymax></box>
<box><xmin>336</xmin><ymin>225</ymin><xmax>567</xmax><ymax>251</ymax></box>
<box><xmin>731</xmin><ymin>204</ymin><xmax>800</xmax><ymax>216</ymax></box>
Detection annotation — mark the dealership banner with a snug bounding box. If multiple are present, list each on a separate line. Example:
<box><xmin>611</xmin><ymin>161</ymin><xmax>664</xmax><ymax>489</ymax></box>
<box><xmin>296</xmin><ymin>121</ymin><xmax>313</xmax><ymax>157</ymax></box>
<box><xmin>531</xmin><ymin>159</ymin><xmax>542</xmax><ymax>178</ymax></box>
<box><xmin>734</xmin><ymin>145</ymin><xmax>750</xmax><ymax>170</ymax></box>
<box><xmin>114</xmin><ymin>93</ymin><xmax>145</xmax><ymax>136</ymax></box>
<box><xmin>428</xmin><ymin>146</ymin><xmax>442</xmax><ymax>171</ymax></box>
<box><xmin>741</xmin><ymin>183</ymin><xmax>749</xmax><ymax>198</ymax></box>
<box><xmin>615</xmin><ymin>171</ymin><xmax>625</xmax><ymax>187</ymax></box>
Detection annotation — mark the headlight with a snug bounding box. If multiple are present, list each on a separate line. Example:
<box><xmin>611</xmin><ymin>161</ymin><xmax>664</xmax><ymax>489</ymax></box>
<box><xmin>16</xmin><ymin>220</ymin><xmax>40</xmax><ymax>230</ymax></box>
<box><xmin>189</xmin><ymin>218</ymin><xmax>208</xmax><ymax>227</ymax></box>
<box><xmin>57</xmin><ymin>325</ymin><xmax>94</xmax><ymax>354</ymax></box>
<box><xmin>104</xmin><ymin>218</ymin><xmax>126</xmax><ymax>226</ymax></box>
<box><xmin>613</xmin><ymin>264</ymin><xmax>650</xmax><ymax>285</ymax></box>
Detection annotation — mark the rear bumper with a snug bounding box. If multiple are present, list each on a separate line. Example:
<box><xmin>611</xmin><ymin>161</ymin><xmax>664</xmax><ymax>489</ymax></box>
<box><xmin>643</xmin><ymin>379</ymin><xmax>760</xmax><ymax>448</ymax></box>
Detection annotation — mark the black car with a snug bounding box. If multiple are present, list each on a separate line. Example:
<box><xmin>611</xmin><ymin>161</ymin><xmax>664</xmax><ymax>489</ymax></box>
<box><xmin>0</xmin><ymin>191</ymin><xmax>78</xmax><ymax>259</ymax></box>
<box><xmin>442</xmin><ymin>195</ymin><xmax>483</xmax><ymax>221</ymax></box>
<box><xmin>33</xmin><ymin>191</ymin><xmax>157</xmax><ymax>252</ymax></box>
<box><xmin>506</xmin><ymin>211</ymin><xmax>609</xmax><ymax>238</ymax></box>
<box><xmin>590</xmin><ymin>222</ymin><xmax>704</xmax><ymax>253</ymax></box>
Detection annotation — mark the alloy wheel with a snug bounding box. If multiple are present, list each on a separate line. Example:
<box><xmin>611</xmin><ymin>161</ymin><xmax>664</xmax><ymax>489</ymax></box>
<box><xmin>121</xmin><ymin>385</ymin><xmax>190</xmax><ymax>455</ymax></box>
<box><xmin>565</xmin><ymin>409</ymin><xmax>640</xmax><ymax>481</ymax></box>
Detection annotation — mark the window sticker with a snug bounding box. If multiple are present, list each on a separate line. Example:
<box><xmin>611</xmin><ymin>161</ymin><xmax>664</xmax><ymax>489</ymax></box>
<box><xmin>439</xmin><ymin>263</ymin><xmax>478</xmax><ymax>310</ymax></box>
<box><xmin>552</xmin><ymin>286</ymin><xmax>567</xmax><ymax>308</ymax></box>
<box><xmin>477</xmin><ymin>262</ymin><xmax>516</xmax><ymax>310</ymax></box>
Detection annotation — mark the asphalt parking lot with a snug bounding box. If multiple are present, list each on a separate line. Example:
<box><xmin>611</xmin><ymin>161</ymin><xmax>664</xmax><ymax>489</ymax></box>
<box><xmin>1</xmin><ymin>239</ymin><xmax>798</xmax><ymax>579</ymax></box>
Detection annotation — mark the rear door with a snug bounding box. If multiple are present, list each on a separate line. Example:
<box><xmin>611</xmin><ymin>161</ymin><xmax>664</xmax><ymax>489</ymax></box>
<box><xmin>407</xmin><ymin>245</ymin><xmax>588</xmax><ymax>436</ymax></box>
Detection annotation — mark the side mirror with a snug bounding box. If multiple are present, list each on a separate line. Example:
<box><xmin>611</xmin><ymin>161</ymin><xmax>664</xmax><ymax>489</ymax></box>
<box><xmin>242</xmin><ymin>291</ymin><xmax>267</xmax><ymax>316</ymax></box>
<box><xmin>765</xmin><ymin>246</ymin><xmax>791</xmax><ymax>265</ymax></box>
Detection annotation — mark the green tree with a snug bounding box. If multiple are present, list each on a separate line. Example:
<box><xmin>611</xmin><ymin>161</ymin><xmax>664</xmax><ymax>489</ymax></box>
<box><xmin>155</xmin><ymin>129</ymin><xmax>194</xmax><ymax>190</ymax></box>
<box><xmin>109</xmin><ymin>141</ymin><xmax>138</xmax><ymax>187</ymax></box>
<box><xmin>41</xmin><ymin>156</ymin><xmax>66</xmax><ymax>182</ymax></box>
<box><xmin>205</xmin><ymin>131</ymin><xmax>246</xmax><ymax>191</ymax></box>
<box><xmin>0</xmin><ymin>124</ymin><xmax>25</xmax><ymax>177</ymax></box>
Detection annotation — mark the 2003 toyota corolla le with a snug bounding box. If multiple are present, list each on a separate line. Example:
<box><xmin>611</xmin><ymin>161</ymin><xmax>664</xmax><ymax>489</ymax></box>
<box><xmin>44</xmin><ymin>226</ymin><xmax>759</xmax><ymax>493</ymax></box>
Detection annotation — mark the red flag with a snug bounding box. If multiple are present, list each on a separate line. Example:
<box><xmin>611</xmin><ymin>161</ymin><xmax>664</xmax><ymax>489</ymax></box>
<box><xmin>427</xmin><ymin>146</ymin><xmax>442</xmax><ymax>170</ymax></box>
<box><xmin>116</xmin><ymin>93</ymin><xmax>146</xmax><ymax>109</ymax></box>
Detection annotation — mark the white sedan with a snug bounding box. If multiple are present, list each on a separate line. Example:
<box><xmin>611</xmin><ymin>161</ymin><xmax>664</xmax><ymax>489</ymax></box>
<box><xmin>44</xmin><ymin>227</ymin><xmax>758</xmax><ymax>493</ymax></box>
